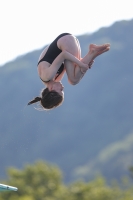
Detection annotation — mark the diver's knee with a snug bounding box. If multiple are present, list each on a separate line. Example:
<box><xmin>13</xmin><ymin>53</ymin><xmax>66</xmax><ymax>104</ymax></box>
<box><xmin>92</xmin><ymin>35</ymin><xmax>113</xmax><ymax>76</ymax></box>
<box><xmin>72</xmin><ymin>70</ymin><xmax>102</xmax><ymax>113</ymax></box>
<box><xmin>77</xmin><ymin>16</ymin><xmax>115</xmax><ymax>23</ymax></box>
<box><xmin>68</xmin><ymin>79</ymin><xmax>79</xmax><ymax>85</ymax></box>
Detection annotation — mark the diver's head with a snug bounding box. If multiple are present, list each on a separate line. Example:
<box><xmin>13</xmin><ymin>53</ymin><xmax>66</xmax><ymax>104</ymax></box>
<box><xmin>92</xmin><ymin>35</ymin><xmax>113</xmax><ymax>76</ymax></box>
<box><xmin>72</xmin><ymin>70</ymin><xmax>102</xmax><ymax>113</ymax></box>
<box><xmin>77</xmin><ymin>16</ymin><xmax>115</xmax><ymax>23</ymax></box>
<box><xmin>27</xmin><ymin>82</ymin><xmax>64</xmax><ymax>110</ymax></box>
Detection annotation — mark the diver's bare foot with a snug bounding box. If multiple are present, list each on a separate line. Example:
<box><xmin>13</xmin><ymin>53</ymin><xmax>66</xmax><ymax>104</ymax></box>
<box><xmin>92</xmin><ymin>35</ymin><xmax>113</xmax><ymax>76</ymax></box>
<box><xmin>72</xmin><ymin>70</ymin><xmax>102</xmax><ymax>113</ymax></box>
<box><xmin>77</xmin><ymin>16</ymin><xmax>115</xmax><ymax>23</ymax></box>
<box><xmin>89</xmin><ymin>43</ymin><xmax>110</xmax><ymax>59</ymax></box>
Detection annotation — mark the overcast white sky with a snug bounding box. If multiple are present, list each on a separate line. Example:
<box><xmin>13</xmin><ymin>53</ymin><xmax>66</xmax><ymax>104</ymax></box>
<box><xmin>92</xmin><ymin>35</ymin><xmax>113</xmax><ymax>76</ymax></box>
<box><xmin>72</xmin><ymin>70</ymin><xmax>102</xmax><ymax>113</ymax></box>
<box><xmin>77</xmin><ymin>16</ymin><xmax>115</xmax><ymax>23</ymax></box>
<box><xmin>0</xmin><ymin>0</ymin><xmax>133</xmax><ymax>66</ymax></box>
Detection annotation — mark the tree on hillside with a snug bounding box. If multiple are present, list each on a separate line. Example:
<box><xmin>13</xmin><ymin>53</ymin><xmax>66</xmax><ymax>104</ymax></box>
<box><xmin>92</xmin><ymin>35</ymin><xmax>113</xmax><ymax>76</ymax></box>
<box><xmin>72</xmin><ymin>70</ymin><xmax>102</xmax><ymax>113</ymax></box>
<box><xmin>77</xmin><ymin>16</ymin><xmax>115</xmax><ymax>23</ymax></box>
<box><xmin>66</xmin><ymin>177</ymin><xmax>133</xmax><ymax>200</ymax></box>
<box><xmin>0</xmin><ymin>160</ymin><xmax>67</xmax><ymax>200</ymax></box>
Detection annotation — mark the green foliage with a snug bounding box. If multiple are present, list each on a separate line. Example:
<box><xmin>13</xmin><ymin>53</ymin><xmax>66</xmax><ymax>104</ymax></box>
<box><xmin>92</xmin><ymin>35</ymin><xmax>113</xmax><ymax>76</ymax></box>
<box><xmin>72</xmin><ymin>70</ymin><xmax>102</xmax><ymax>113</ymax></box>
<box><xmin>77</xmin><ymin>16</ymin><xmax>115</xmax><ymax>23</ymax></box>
<box><xmin>0</xmin><ymin>162</ymin><xmax>133</xmax><ymax>200</ymax></box>
<box><xmin>67</xmin><ymin>177</ymin><xmax>132</xmax><ymax>200</ymax></box>
<box><xmin>0</xmin><ymin>161</ymin><xmax>67</xmax><ymax>200</ymax></box>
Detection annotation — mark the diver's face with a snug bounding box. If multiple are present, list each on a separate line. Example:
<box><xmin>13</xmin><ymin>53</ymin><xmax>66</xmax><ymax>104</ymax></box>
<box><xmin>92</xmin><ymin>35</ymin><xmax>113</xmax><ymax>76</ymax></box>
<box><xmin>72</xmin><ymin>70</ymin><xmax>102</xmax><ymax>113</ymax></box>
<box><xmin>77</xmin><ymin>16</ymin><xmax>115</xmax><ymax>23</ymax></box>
<box><xmin>51</xmin><ymin>82</ymin><xmax>64</xmax><ymax>96</ymax></box>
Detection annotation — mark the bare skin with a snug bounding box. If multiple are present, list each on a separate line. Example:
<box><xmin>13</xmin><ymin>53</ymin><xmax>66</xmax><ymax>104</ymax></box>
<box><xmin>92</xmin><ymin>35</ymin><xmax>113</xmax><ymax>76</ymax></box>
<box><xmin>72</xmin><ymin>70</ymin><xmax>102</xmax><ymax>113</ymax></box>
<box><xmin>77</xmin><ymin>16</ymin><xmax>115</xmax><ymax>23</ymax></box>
<box><xmin>81</xmin><ymin>44</ymin><xmax>110</xmax><ymax>73</ymax></box>
<box><xmin>64</xmin><ymin>43</ymin><xmax>110</xmax><ymax>85</ymax></box>
<box><xmin>37</xmin><ymin>34</ymin><xmax>110</xmax><ymax>95</ymax></box>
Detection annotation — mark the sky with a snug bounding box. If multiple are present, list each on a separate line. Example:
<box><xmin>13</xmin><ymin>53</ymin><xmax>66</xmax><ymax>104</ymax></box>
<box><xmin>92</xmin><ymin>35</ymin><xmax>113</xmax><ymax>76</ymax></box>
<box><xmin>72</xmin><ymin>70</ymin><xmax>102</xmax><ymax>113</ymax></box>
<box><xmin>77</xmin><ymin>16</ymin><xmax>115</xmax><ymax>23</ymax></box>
<box><xmin>0</xmin><ymin>0</ymin><xmax>133</xmax><ymax>66</ymax></box>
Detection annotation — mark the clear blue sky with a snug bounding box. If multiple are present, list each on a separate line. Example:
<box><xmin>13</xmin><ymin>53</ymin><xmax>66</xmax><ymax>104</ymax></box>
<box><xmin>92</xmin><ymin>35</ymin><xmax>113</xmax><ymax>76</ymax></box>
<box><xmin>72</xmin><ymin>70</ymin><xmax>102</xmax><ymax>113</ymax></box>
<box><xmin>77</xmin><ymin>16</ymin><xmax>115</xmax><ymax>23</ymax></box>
<box><xmin>0</xmin><ymin>0</ymin><xmax>133</xmax><ymax>66</ymax></box>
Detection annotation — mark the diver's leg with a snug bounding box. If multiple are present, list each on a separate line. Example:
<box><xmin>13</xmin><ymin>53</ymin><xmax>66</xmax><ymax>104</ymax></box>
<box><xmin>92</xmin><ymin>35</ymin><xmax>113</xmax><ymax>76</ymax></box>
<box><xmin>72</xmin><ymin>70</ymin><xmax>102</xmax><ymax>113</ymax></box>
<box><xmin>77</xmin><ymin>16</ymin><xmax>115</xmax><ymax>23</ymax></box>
<box><xmin>65</xmin><ymin>43</ymin><xmax>110</xmax><ymax>85</ymax></box>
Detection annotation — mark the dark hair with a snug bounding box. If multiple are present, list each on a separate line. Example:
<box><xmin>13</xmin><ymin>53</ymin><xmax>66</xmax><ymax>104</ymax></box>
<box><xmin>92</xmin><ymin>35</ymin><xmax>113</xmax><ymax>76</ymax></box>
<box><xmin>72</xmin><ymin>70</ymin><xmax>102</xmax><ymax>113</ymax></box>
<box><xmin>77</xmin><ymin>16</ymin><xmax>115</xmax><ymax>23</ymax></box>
<box><xmin>27</xmin><ymin>88</ymin><xmax>64</xmax><ymax>110</ymax></box>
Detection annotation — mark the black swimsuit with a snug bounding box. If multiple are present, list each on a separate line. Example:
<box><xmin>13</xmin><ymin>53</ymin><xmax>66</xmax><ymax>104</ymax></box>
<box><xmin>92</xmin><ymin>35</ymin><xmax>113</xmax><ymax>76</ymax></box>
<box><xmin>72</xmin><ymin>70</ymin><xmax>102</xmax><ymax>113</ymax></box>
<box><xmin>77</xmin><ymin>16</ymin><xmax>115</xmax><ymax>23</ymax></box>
<box><xmin>38</xmin><ymin>33</ymin><xmax>71</xmax><ymax>82</ymax></box>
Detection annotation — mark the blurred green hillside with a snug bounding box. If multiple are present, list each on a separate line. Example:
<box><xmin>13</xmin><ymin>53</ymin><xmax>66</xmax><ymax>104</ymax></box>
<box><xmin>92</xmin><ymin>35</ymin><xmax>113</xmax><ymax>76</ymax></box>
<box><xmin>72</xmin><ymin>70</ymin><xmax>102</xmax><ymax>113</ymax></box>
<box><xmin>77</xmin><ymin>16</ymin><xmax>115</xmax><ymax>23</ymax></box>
<box><xmin>0</xmin><ymin>19</ymin><xmax>133</xmax><ymax>183</ymax></box>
